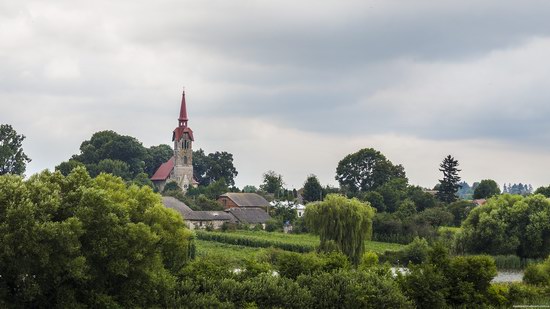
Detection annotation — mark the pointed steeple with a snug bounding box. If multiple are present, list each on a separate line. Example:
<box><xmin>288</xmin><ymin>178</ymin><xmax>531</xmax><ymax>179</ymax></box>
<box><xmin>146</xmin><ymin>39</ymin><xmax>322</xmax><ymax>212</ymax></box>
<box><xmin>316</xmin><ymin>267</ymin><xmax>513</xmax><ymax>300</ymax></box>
<box><xmin>178</xmin><ymin>89</ymin><xmax>188</xmax><ymax>127</ymax></box>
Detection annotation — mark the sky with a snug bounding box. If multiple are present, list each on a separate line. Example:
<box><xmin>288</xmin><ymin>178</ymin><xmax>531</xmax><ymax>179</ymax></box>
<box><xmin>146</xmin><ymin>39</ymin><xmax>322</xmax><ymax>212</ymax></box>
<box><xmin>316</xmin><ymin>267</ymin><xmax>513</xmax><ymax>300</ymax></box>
<box><xmin>2</xmin><ymin>0</ymin><xmax>550</xmax><ymax>190</ymax></box>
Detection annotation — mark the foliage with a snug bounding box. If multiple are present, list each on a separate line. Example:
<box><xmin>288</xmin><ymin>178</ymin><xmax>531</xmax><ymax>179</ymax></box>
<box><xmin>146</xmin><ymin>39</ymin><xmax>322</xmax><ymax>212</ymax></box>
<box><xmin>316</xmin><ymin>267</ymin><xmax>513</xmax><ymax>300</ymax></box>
<box><xmin>260</xmin><ymin>170</ymin><xmax>284</xmax><ymax>195</ymax></box>
<box><xmin>335</xmin><ymin>148</ymin><xmax>406</xmax><ymax>193</ymax></box>
<box><xmin>473</xmin><ymin>179</ymin><xmax>501</xmax><ymax>199</ymax></box>
<box><xmin>187</xmin><ymin>178</ymin><xmax>229</xmax><ymax>200</ymax></box>
<box><xmin>55</xmin><ymin>130</ymin><xmax>171</xmax><ymax>185</ymax></box>
<box><xmin>0</xmin><ymin>168</ymin><xmax>194</xmax><ymax>307</ymax></box>
<box><xmin>504</xmin><ymin>183</ymin><xmax>533</xmax><ymax>195</ymax></box>
<box><xmin>524</xmin><ymin>257</ymin><xmax>550</xmax><ymax>286</ymax></box>
<box><xmin>0</xmin><ymin>124</ymin><xmax>31</xmax><ymax>175</ymax></box>
<box><xmin>436</xmin><ymin>155</ymin><xmax>461</xmax><ymax>203</ymax></box>
<box><xmin>298</xmin><ymin>269</ymin><xmax>413</xmax><ymax>309</ymax></box>
<box><xmin>305</xmin><ymin>194</ymin><xmax>375</xmax><ymax>265</ymax></box>
<box><xmin>302</xmin><ymin>174</ymin><xmax>324</xmax><ymax>203</ymax></box>
<box><xmin>458</xmin><ymin>194</ymin><xmax>550</xmax><ymax>258</ymax></box>
<box><xmin>446</xmin><ymin>200</ymin><xmax>474</xmax><ymax>226</ymax></box>
<box><xmin>534</xmin><ymin>185</ymin><xmax>550</xmax><ymax>198</ymax></box>
<box><xmin>193</xmin><ymin>149</ymin><xmax>238</xmax><ymax>186</ymax></box>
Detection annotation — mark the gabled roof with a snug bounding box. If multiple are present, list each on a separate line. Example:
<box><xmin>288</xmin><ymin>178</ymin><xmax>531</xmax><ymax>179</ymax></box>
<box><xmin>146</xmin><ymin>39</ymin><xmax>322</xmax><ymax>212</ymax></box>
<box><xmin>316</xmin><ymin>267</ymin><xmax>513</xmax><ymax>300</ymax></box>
<box><xmin>162</xmin><ymin>196</ymin><xmax>233</xmax><ymax>221</ymax></box>
<box><xmin>219</xmin><ymin>193</ymin><xmax>270</xmax><ymax>208</ymax></box>
<box><xmin>173</xmin><ymin>126</ymin><xmax>194</xmax><ymax>141</ymax></box>
<box><xmin>226</xmin><ymin>208</ymin><xmax>271</xmax><ymax>224</ymax></box>
<box><xmin>162</xmin><ymin>196</ymin><xmax>193</xmax><ymax>215</ymax></box>
<box><xmin>151</xmin><ymin>157</ymin><xmax>175</xmax><ymax>181</ymax></box>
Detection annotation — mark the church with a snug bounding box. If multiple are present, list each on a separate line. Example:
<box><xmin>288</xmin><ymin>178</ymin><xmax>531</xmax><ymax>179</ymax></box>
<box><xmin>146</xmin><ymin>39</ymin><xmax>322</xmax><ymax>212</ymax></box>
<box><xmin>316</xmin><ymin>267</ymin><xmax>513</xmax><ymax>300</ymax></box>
<box><xmin>151</xmin><ymin>90</ymin><xmax>199</xmax><ymax>192</ymax></box>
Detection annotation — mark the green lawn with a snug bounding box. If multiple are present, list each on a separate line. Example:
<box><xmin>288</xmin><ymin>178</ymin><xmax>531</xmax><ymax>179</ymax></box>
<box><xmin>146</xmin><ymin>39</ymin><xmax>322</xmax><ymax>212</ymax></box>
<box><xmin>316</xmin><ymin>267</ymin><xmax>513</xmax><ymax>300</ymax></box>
<box><xmin>197</xmin><ymin>230</ymin><xmax>404</xmax><ymax>254</ymax></box>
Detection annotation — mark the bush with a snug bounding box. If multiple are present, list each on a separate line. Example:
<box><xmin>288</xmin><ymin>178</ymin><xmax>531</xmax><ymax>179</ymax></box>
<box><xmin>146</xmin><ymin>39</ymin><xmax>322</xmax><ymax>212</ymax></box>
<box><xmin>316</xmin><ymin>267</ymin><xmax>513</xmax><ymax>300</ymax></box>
<box><xmin>400</xmin><ymin>237</ymin><xmax>430</xmax><ymax>265</ymax></box>
<box><xmin>524</xmin><ymin>257</ymin><xmax>550</xmax><ymax>286</ymax></box>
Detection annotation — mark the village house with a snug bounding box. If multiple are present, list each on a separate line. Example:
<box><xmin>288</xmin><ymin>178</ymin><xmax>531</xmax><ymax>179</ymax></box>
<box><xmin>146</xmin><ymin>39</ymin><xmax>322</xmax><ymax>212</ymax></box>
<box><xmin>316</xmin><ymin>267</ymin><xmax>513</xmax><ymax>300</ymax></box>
<box><xmin>217</xmin><ymin>192</ymin><xmax>270</xmax><ymax>210</ymax></box>
<box><xmin>162</xmin><ymin>196</ymin><xmax>272</xmax><ymax>230</ymax></box>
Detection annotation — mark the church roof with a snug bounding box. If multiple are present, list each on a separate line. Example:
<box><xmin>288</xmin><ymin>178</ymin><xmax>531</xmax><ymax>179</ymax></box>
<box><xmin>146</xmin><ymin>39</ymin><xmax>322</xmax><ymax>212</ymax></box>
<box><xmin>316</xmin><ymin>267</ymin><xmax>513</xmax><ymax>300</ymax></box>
<box><xmin>218</xmin><ymin>193</ymin><xmax>270</xmax><ymax>208</ymax></box>
<box><xmin>151</xmin><ymin>157</ymin><xmax>175</xmax><ymax>181</ymax></box>
<box><xmin>173</xmin><ymin>126</ymin><xmax>194</xmax><ymax>142</ymax></box>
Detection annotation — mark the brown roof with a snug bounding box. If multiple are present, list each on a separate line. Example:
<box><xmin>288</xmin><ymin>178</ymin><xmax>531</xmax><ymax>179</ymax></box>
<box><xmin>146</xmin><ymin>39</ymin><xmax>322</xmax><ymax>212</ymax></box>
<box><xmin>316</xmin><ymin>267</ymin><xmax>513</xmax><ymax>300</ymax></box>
<box><xmin>151</xmin><ymin>157</ymin><xmax>175</xmax><ymax>181</ymax></box>
<box><xmin>162</xmin><ymin>196</ymin><xmax>232</xmax><ymax>221</ymax></box>
<box><xmin>219</xmin><ymin>193</ymin><xmax>269</xmax><ymax>208</ymax></box>
<box><xmin>226</xmin><ymin>208</ymin><xmax>271</xmax><ymax>224</ymax></box>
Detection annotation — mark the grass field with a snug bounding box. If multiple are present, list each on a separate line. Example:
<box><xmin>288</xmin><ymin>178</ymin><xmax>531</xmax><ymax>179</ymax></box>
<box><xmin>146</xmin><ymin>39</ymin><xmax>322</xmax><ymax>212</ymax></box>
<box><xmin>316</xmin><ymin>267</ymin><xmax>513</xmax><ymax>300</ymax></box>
<box><xmin>195</xmin><ymin>239</ymin><xmax>266</xmax><ymax>267</ymax></box>
<box><xmin>196</xmin><ymin>230</ymin><xmax>404</xmax><ymax>254</ymax></box>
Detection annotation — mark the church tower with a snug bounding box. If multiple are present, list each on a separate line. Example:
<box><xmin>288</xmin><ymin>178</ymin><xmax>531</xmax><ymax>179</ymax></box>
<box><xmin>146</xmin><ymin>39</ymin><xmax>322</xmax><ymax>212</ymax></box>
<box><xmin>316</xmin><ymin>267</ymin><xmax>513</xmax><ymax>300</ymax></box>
<box><xmin>172</xmin><ymin>90</ymin><xmax>195</xmax><ymax>191</ymax></box>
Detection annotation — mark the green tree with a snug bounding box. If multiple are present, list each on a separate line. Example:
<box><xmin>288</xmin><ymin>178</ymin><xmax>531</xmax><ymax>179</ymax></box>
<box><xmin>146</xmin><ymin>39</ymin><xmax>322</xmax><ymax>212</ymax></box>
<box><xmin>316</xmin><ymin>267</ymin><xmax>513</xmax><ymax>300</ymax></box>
<box><xmin>458</xmin><ymin>194</ymin><xmax>550</xmax><ymax>258</ymax></box>
<box><xmin>0</xmin><ymin>168</ymin><xmax>194</xmax><ymax>307</ymax></box>
<box><xmin>144</xmin><ymin>144</ymin><xmax>173</xmax><ymax>177</ymax></box>
<box><xmin>192</xmin><ymin>149</ymin><xmax>238</xmax><ymax>186</ymax></box>
<box><xmin>0</xmin><ymin>124</ymin><xmax>31</xmax><ymax>175</ymax></box>
<box><xmin>473</xmin><ymin>179</ymin><xmax>501</xmax><ymax>199</ymax></box>
<box><xmin>335</xmin><ymin>148</ymin><xmax>406</xmax><ymax>194</ymax></box>
<box><xmin>302</xmin><ymin>174</ymin><xmax>324</xmax><ymax>203</ymax></box>
<box><xmin>436</xmin><ymin>155</ymin><xmax>461</xmax><ymax>203</ymax></box>
<box><xmin>305</xmin><ymin>194</ymin><xmax>375</xmax><ymax>265</ymax></box>
<box><xmin>534</xmin><ymin>185</ymin><xmax>550</xmax><ymax>198</ymax></box>
<box><xmin>260</xmin><ymin>170</ymin><xmax>284</xmax><ymax>195</ymax></box>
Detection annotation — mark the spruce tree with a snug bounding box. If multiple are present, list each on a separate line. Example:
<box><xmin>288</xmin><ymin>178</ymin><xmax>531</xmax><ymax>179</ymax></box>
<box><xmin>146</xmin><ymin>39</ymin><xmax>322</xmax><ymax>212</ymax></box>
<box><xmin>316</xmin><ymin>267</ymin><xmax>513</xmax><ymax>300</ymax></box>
<box><xmin>436</xmin><ymin>155</ymin><xmax>461</xmax><ymax>203</ymax></box>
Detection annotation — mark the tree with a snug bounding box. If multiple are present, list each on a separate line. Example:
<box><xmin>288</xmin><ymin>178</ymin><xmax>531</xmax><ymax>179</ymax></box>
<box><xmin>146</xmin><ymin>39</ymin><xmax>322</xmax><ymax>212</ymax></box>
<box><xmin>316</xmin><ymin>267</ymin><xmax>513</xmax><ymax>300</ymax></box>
<box><xmin>0</xmin><ymin>124</ymin><xmax>31</xmax><ymax>175</ymax></box>
<box><xmin>305</xmin><ymin>194</ymin><xmax>375</xmax><ymax>265</ymax></box>
<box><xmin>436</xmin><ymin>155</ymin><xmax>461</xmax><ymax>203</ymax></box>
<box><xmin>534</xmin><ymin>185</ymin><xmax>550</xmax><ymax>198</ymax></box>
<box><xmin>144</xmin><ymin>144</ymin><xmax>173</xmax><ymax>177</ymax></box>
<box><xmin>302</xmin><ymin>174</ymin><xmax>324</xmax><ymax>203</ymax></box>
<box><xmin>0</xmin><ymin>168</ymin><xmax>194</xmax><ymax>307</ymax></box>
<box><xmin>335</xmin><ymin>148</ymin><xmax>406</xmax><ymax>194</ymax></box>
<box><xmin>473</xmin><ymin>179</ymin><xmax>501</xmax><ymax>199</ymax></box>
<box><xmin>192</xmin><ymin>149</ymin><xmax>238</xmax><ymax>186</ymax></box>
<box><xmin>260</xmin><ymin>170</ymin><xmax>284</xmax><ymax>195</ymax></box>
<box><xmin>458</xmin><ymin>194</ymin><xmax>550</xmax><ymax>258</ymax></box>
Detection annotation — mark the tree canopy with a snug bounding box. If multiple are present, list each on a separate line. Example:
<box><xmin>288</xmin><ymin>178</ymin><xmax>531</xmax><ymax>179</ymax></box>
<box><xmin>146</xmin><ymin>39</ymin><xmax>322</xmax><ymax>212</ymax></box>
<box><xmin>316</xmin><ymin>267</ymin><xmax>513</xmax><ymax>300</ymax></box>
<box><xmin>260</xmin><ymin>170</ymin><xmax>284</xmax><ymax>195</ymax></box>
<box><xmin>0</xmin><ymin>167</ymin><xmax>194</xmax><ymax>307</ymax></box>
<box><xmin>473</xmin><ymin>179</ymin><xmax>501</xmax><ymax>199</ymax></box>
<box><xmin>0</xmin><ymin>124</ymin><xmax>31</xmax><ymax>175</ymax></box>
<box><xmin>534</xmin><ymin>185</ymin><xmax>550</xmax><ymax>198</ymax></box>
<box><xmin>305</xmin><ymin>194</ymin><xmax>375</xmax><ymax>265</ymax></box>
<box><xmin>335</xmin><ymin>148</ymin><xmax>406</xmax><ymax>194</ymax></box>
<box><xmin>458</xmin><ymin>194</ymin><xmax>550</xmax><ymax>258</ymax></box>
<box><xmin>302</xmin><ymin>174</ymin><xmax>324</xmax><ymax>203</ymax></box>
<box><xmin>56</xmin><ymin>130</ymin><xmax>172</xmax><ymax>185</ymax></box>
<box><xmin>436</xmin><ymin>155</ymin><xmax>461</xmax><ymax>203</ymax></box>
<box><xmin>193</xmin><ymin>149</ymin><xmax>238</xmax><ymax>186</ymax></box>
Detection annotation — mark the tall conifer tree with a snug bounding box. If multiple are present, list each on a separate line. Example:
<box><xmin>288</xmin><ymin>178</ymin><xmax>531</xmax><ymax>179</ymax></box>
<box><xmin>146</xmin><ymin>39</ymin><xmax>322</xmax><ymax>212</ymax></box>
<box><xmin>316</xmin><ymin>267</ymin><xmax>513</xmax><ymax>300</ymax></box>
<box><xmin>437</xmin><ymin>155</ymin><xmax>461</xmax><ymax>203</ymax></box>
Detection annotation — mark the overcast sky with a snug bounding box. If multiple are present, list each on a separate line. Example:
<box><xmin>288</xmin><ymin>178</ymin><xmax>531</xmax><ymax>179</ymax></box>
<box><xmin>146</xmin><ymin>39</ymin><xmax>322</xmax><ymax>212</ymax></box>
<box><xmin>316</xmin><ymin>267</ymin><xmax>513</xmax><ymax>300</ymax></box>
<box><xmin>2</xmin><ymin>0</ymin><xmax>550</xmax><ymax>190</ymax></box>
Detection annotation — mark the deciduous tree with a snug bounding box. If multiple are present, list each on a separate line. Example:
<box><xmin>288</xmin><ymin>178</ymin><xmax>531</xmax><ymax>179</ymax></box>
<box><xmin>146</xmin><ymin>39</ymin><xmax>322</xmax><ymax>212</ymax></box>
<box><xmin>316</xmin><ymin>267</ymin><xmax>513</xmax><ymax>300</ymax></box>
<box><xmin>473</xmin><ymin>179</ymin><xmax>501</xmax><ymax>199</ymax></box>
<box><xmin>0</xmin><ymin>124</ymin><xmax>31</xmax><ymax>175</ymax></box>
<box><xmin>302</xmin><ymin>174</ymin><xmax>324</xmax><ymax>203</ymax></box>
<box><xmin>335</xmin><ymin>148</ymin><xmax>406</xmax><ymax>194</ymax></box>
<box><xmin>305</xmin><ymin>194</ymin><xmax>375</xmax><ymax>265</ymax></box>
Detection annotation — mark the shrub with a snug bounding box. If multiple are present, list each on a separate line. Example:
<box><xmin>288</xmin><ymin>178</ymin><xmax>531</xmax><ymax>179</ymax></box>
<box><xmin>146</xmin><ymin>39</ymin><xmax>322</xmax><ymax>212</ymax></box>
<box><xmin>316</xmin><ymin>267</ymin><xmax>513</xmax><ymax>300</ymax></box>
<box><xmin>400</xmin><ymin>237</ymin><xmax>430</xmax><ymax>265</ymax></box>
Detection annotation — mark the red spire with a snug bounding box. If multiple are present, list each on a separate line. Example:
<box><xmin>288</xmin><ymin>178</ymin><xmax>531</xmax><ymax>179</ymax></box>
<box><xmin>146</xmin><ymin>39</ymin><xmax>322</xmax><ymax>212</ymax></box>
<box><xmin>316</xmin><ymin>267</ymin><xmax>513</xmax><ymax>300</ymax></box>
<box><xmin>178</xmin><ymin>89</ymin><xmax>188</xmax><ymax>127</ymax></box>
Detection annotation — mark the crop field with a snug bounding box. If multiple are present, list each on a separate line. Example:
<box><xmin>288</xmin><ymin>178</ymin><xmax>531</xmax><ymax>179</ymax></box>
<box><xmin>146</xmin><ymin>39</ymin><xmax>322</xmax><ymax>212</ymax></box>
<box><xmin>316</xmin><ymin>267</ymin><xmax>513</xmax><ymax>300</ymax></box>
<box><xmin>195</xmin><ymin>239</ymin><xmax>266</xmax><ymax>267</ymax></box>
<box><xmin>196</xmin><ymin>230</ymin><xmax>404</xmax><ymax>254</ymax></box>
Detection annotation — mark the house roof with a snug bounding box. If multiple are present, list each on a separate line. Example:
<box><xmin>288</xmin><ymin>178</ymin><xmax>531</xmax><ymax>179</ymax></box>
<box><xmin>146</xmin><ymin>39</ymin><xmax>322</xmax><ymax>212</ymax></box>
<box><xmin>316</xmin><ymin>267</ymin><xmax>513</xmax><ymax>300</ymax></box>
<box><xmin>226</xmin><ymin>208</ymin><xmax>271</xmax><ymax>224</ymax></box>
<box><xmin>162</xmin><ymin>196</ymin><xmax>232</xmax><ymax>221</ymax></box>
<box><xmin>151</xmin><ymin>157</ymin><xmax>175</xmax><ymax>181</ymax></box>
<box><xmin>219</xmin><ymin>193</ymin><xmax>270</xmax><ymax>208</ymax></box>
<box><xmin>162</xmin><ymin>196</ymin><xmax>193</xmax><ymax>215</ymax></box>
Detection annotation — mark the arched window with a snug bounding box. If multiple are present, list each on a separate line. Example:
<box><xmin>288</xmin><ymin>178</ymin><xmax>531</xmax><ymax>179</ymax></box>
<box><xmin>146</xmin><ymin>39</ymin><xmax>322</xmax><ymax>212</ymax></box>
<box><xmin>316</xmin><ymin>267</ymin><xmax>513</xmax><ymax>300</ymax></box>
<box><xmin>184</xmin><ymin>156</ymin><xmax>188</xmax><ymax>165</ymax></box>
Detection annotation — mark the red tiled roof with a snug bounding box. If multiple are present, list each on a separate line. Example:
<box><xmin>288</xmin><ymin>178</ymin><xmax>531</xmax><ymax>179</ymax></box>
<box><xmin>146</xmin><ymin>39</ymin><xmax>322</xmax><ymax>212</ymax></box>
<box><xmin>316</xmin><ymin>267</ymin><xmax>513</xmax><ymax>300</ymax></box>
<box><xmin>173</xmin><ymin>127</ymin><xmax>194</xmax><ymax>142</ymax></box>
<box><xmin>151</xmin><ymin>157</ymin><xmax>175</xmax><ymax>181</ymax></box>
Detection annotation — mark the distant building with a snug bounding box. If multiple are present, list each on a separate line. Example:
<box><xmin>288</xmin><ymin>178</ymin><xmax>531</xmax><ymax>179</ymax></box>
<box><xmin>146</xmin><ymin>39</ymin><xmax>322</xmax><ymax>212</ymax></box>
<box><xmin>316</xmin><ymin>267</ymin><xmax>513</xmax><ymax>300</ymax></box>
<box><xmin>218</xmin><ymin>193</ymin><xmax>270</xmax><ymax>210</ymax></box>
<box><xmin>472</xmin><ymin>199</ymin><xmax>487</xmax><ymax>206</ymax></box>
<box><xmin>151</xmin><ymin>90</ymin><xmax>198</xmax><ymax>193</ymax></box>
<box><xmin>162</xmin><ymin>196</ymin><xmax>272</xmax><ymax>230</ymax></box>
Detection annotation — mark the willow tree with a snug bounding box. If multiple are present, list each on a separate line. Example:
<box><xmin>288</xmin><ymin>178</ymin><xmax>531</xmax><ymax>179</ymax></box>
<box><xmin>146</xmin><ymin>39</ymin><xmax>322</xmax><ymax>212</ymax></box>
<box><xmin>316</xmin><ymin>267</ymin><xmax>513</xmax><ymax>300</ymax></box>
<box><xmin>305</xmin><ymin>194</ymin><xmax>375</xmax><ymax>265</ymax></box>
